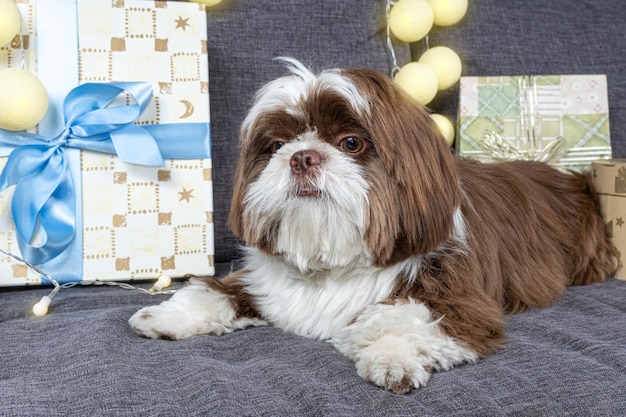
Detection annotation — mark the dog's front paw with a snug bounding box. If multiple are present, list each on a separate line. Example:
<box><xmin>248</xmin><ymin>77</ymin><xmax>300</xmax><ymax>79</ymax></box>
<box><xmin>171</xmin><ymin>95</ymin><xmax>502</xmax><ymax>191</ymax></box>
<box><xmin>129</xmin><ymin>278</ymin><xmax>265</xmax><ymax>340</ymax></box>
<box><xmin>129</xmin><ymin>303</ymin><xmax>202</xmax><ymax>340</ymax></box>
<box><xmin>331</xmin><ymin>300</ymin><xmax>479</xmax><ymax>394</ymax></box>
<box><xmin>353</xmin><ymin>335</ymin><xmax>432</xmax><ymax>394</ymax></box>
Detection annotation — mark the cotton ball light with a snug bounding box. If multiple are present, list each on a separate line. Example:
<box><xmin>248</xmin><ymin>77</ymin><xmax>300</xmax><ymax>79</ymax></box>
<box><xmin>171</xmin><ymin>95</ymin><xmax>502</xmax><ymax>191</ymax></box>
<box><xmin>33</xmin><ymin>296</ymin><xmax>52</xmax><ymax>317</ymax></box>
<box><xmin>0</xmin><ymin>0</ymin><xmax>21</xmax><ymax>47</ymax></box>
<box><xmin>430</xmin><ymin>114</ymin><xmax>455</xmax><ymax>146</ymax></box>
<box><xmin>189</xmin><ymin>0</ymin><xmax>223</xmax><ymax>7</ymax></box>
<box><xmin>0</xmin><ymin>68</ymin><xmax>49</xmax><ymax>131</ymax></box>
<box><xmin>418</xmin><ymin>46</ymin><xmax>462</xmax><ymax>90</ymax></box>
<box><xmin>394</xmin><ymin>62</ymin><xmax>438</xmax><ymax>106</ymax></box>
<box><xmin>148</xmin><ymin>274</ymin><xmax>172</xmax><ymax>294</ymax></box>
<box><xmin>388</xmin><ymin>0</ymin><xmax>434</xmax><ymax>43</ymax></box>
<box><xmin>425</xmin><ymin>0</ymin><xmax>468</xmax><ymax>26</ymax></box>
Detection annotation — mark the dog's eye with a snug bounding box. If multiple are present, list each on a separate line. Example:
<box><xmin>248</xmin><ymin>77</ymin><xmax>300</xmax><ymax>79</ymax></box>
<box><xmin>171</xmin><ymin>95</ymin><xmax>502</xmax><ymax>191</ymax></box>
<box><xmin>270</xmin><ymin>141</ymin><xmax>285</xmax><ymax>153</ymax></box>
<box><xmin>340</xmin><ymin>137</ymin><xmax>365</xmax><ymax>154</ymax></box>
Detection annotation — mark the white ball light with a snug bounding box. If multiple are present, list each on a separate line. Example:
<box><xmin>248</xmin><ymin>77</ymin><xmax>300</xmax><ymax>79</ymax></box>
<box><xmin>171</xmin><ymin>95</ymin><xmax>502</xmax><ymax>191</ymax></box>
<box><xmin>33</xmin><ymin>296</ymin><xmax>52</xmax><ymax>317</ymax></box>
<box><xmin>388</xmin><ymin>0</ymin><xmax>434</xmax><ymax>43</ymax></box>
<box><xmin>426</xmin><ymin>0</ymin><xmax>468</xmax><ymax>27</ymax></box>
<box><xmin>0</xmin><ymin>0</ymin><xmax>20</xmax><ymax>47</ymax></box>
<box><xmin>148</xmin><ymin>274</ymin><xmax>172</xmax><ymax>293</ymax></box>
<box><xmin>394</xmin><ymin>62</ymin><xmax>438</xmax><ymax>106</ymax></box>
<box><xmin>418</xmin><ymin>46</ymin><xmax>462</xmax><ymax>91</ymax></box>
<box><xmin>0</xmin><ymin>68</ymin><xmax>49</xmax><ymax>131</ymax></box>
<box><xmin>430</xmin><ymin>113</ymin><xmax>455</xmax><ymax>146</ymax></box>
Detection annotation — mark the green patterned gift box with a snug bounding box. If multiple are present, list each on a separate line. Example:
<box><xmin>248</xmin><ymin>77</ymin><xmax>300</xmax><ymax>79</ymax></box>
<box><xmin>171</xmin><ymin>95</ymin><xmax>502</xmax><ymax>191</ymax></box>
<box><xmin>456</xmin><ymin>75</ymin><xmax>612</xmax><ymax>171</ymax></box>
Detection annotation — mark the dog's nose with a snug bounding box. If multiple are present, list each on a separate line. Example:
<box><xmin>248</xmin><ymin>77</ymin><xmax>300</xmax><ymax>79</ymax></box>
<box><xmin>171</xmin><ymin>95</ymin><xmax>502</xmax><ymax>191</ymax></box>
<box><xmin>290</xmin><ymin>150</ymin><xmax>322</xmax><ymax>175</ymax></box>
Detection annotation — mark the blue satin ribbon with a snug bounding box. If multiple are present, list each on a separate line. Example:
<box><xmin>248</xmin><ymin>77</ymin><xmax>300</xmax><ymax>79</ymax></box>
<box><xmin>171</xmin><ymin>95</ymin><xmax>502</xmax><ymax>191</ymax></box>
<box><xmin>0</xmin><ymin>82</ymin><xmax>211</xmax><ymax>266</ymax></box>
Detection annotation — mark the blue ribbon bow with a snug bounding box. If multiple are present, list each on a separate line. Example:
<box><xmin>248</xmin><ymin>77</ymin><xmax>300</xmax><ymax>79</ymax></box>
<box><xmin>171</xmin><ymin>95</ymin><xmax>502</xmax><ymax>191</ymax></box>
<box><xmin>0</xmin><ymin>82</ymin><xmax>210</xmax><ymax>265</ymax></box>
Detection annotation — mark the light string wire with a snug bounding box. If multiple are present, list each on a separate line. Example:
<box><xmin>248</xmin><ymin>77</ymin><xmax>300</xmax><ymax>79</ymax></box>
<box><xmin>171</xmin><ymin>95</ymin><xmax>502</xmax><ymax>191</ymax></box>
<box><xmin>0</xmin><ymin>247</ymin><xmax>62</xmax><ymax>298</ymax></box>
<box><xmin>0</xmin><ymin>247</ymin><xmax>176</xmax><ymax>316</ymax></box>
<box><xmin>385</xmin><ymin>0</ymin><xmax>401</xmax><ymax>77</ymax></box>
<box><xmin>385</xmin><ymin>0</ymin><xmax>430</xmax><ymax>78</ymax></box>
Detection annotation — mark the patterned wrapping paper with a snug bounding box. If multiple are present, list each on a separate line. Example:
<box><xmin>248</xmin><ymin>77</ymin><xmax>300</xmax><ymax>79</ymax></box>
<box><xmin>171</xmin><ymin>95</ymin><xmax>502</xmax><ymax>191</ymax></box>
<box><xmin>592</xmin><ymin>159</ymin><xmax>626</xmax><ymax>280</ymax></box>
<box><xmin>0</xmin><ymin>0</ymin><xmax>214</xmax><ymax>286</ymax></box>
<box><xmin>456</xmin><ymin>75</ymin><xmax>612</xmax><ymax>172</ymax></box>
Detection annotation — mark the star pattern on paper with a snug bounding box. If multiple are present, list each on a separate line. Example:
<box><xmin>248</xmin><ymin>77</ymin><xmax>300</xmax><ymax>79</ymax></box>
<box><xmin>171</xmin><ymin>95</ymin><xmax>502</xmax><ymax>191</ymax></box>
<box><xmin>616</xmin><ymin>217</ymin><xmax>624</xmax><ymax>227</ymax></box>
<box><xmin>178</xmin><ymin>187</ymin><xmax>194</xmax><ymax>203</ymax></box>
<box><xmin>175</xmin><ymin>16</ymin><xmax>190</xmax><ymax>31</ymax></box>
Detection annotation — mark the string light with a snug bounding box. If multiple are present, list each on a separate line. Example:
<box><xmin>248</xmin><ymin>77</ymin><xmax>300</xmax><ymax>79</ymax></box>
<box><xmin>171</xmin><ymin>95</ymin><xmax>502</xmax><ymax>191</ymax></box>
<box><xmin>385</xmin><ymin>0</ymin><xmax>467</xmax><ymax>146</ymax></box>
<box><xmin>32</xmin><ymin>296</ymin><xmax>52</xmax><ymax>317</ymax></box>
<box><xmin>388</xmin><ymin>0</ymin><xmax>434</xmax><ymax>43</ymax></box>
<box><xmin>148</xmin><ymin>274</ymin><xmax>173</xmax><ymax>294</ymax></box>
<box><xmin>418</xmin><ymin>45</ymin><xmax>462</xmax><ymax>91</ymax></box>
<box><xmin>0</xmin><ymin>68</ymin><xmax>49</xmax><ymax>131</ymax></box>
<box><xmin>0</xmin><ymin>247</ymin><xmax>176</xmax><ymax>316</ymax></box>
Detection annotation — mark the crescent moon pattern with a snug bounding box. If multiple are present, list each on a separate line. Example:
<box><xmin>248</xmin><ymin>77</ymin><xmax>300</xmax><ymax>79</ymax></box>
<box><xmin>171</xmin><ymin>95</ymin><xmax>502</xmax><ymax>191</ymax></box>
<box><xmin>179</xmin><ymin>99</ymin><xmax>195</xmax><ymax>119</ymax></box>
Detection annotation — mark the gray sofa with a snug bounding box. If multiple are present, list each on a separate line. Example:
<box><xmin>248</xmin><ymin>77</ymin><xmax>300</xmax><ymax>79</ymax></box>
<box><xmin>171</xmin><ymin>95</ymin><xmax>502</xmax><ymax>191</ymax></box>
<box><xmin>1</xmin><ymin>0</ymin><xmax>625</xmax><ymax>415</ymax></box>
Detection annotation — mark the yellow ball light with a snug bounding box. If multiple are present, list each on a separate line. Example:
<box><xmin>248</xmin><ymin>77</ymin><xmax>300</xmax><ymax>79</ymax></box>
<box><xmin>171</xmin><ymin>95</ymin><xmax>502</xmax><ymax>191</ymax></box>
<box><xmin>189</xmin><ymin>0</ymin><xmax>223</xmax><ymax>7</ymax></box>
<box><xmin>0</xmin><ymin>68</ymin><xmax>49</xmax><ymax>131</ymax></box>
<box><xmin>0</xmin><ymin>0</ymin><xmax>20</xmax><ymax>47</ymax></box>
<box><xmin>430</xmin><ymin>113</ymin><xmax>455</xmax><ymax>146</ymax></box>
<box><xmin>418</xmin><ymin>46</ymin><xmax>462</xmax><ymax>91</ymax></box>
<box><xmin>425</xmin><ymin>0</ymin><xmax>468</xmax><ymax>27</ymax></box>
<box><xmin>389</xmin><ymin>0</ymin><xmax>434</xmax><ymax>43</ymax></box>
<box><xmin>394</xmin><ymin>62</ymin><xmax>438</xmax><ymax>106</ymax></box>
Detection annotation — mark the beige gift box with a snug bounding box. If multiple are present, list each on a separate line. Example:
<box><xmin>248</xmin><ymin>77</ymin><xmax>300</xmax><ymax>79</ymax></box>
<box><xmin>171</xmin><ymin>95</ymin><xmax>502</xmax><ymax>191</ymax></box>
<box><xmin>592</xmin><ymin>159</ymin><xmax>626</xmax><ymax>280</ymax></box>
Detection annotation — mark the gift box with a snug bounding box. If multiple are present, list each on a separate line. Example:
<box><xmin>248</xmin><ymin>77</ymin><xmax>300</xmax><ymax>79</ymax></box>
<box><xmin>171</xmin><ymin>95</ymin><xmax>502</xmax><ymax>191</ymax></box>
<box><xmin>592</xmin><ymin>159</ymin><xmax>626</xmax><ymax>280</ymax></box>
<box><xmin>456</xmin><ymin>75</ymin><xmax>612</xmax><ymax>171</ymax></box>
<box><xmin>0</xmin><ymin>0</ymin><xmax>214</xmax><ymax>286</ymax></box>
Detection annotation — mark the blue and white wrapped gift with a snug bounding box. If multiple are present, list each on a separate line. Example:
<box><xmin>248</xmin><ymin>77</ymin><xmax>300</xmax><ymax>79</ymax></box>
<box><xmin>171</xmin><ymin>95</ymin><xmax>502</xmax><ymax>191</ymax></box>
<box><xmin>0</xmin><ymin>0</ymin><xmax>214</xmax><ymax>286</ymax></box>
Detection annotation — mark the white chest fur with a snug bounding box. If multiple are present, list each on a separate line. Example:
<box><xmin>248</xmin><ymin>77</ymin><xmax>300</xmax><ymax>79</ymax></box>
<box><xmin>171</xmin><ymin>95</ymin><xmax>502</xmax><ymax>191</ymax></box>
<box><xmin>241</xmin><ymin>249</ymin><xmax>420</xmax><ymax>340</ymax></box>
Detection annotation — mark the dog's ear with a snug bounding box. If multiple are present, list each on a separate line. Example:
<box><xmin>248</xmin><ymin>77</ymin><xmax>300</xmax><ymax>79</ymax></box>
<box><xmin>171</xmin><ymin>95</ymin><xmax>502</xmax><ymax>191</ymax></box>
<box><xmin>228</xmin><ymin>139</ymin><xmax>247</xmax><ymax>241</ymax></box>
<box><xmin>228</xmin><ymin>119</ymin><xmax>266</xmax><ymax>243</ymax></box>
<box><xmin>343</xmin><ymin>69</ymin><xmax>461</xmax><ymax>265</ymax></box>
<box><xmin>227</xmin><ymin>124</ymin><xmax>247</xmax><ymax>241</ymax></box>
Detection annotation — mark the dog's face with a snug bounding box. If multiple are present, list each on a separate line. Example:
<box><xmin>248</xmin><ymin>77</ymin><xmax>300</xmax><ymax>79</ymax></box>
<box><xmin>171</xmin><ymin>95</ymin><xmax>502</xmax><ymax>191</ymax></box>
<box><xmin>229</xmin><ymin>59</ymin><xmax>461</xmax><ymax>272</ymax></box>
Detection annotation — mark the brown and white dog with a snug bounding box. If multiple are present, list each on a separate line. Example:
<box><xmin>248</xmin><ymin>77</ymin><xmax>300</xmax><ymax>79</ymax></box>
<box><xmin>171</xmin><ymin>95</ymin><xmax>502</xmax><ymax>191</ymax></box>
<box><xmin>129</xmin><ymin>59</ymin><xmax>615</xmax><ymax>394</ymax></box>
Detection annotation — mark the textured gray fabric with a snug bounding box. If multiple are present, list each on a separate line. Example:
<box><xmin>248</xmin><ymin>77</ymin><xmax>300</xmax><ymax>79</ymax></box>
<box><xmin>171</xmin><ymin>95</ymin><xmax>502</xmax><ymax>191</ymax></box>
<box><xmin>0</xmin><ymin>280</ymin><xmax>624</xmax><ymax>416</ymax></box>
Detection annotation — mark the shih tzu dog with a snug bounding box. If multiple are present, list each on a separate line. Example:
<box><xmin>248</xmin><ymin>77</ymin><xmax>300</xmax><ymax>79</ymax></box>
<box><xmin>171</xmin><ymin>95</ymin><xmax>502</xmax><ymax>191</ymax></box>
<box><xmin>130</xmin><ymin>59</ymin><xmax>615</xmax><ymax>394</ymax></box>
